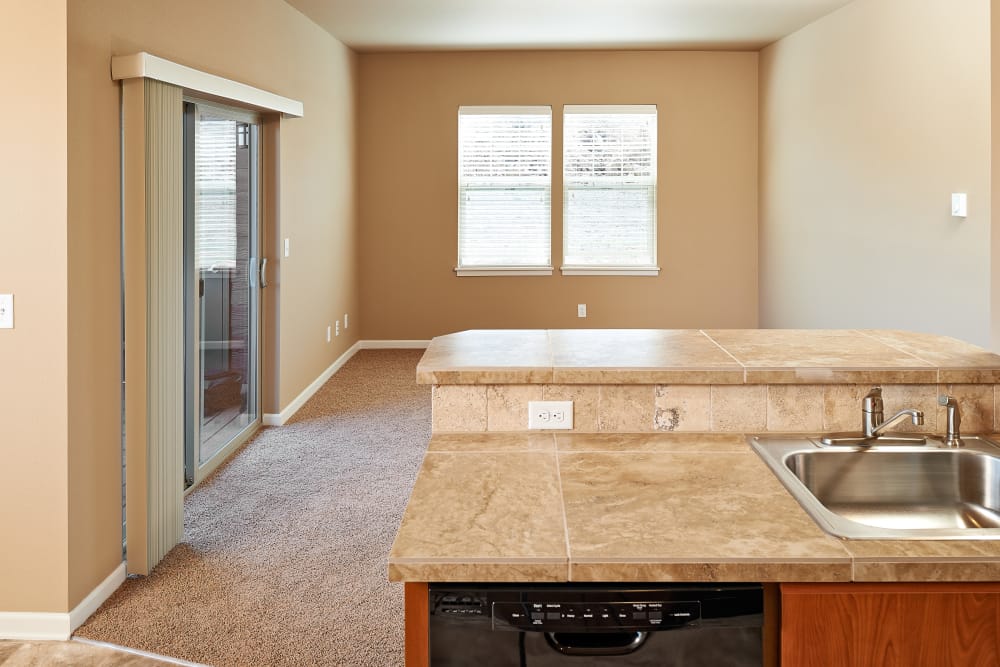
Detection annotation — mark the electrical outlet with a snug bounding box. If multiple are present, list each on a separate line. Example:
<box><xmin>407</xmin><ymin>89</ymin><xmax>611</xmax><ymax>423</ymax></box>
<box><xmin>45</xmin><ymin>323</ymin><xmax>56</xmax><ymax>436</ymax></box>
<box><xmin>577</xmin><ymin>304</ymin><xmax>587</xmax><ymax>318</ymax></box>
<box><xmin>326</xmin><ymin>325</ymin><xmax>331</xmax><ymax>343</ymax></box>
<box><xmin>528</xmin><ymin>401</ymin><xmax>573</xmax><ymax>430</ymax></box>
<box><xmin>335</xmin><ymin>321</ymin><xmax>340</xmax><ymax>337</ymax></box>
<box><xmin>0</xmin><ymin>294</ymin><xmax>12</xmax><ymax>329</ymax></box>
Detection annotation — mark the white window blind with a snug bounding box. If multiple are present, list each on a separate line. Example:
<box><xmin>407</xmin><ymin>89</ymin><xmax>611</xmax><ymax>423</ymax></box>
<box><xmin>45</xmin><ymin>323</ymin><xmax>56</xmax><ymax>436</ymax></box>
<box><xmin>195</xmin><ymin>114</ymin><xmax>239</xmax><ymax>270</ymax></box>
<box><xmin>458</xmin><ymin>106</ymin><xmax>552</xmax><ymax>274</ymax></box>
<box><xmin>563</xmin><ymin>105</ymin><xmax>658</xmax><ymax>275</ymax></box>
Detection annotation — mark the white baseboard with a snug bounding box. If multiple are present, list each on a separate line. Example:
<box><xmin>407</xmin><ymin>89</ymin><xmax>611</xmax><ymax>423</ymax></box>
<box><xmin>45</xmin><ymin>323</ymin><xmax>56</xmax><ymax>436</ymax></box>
<box><xmin>0</xmin><ymin>562</ymin><xmax>126</xmax><ymax>640</ymax></box>
<box><xmin>261</xmin><ymin>339</ymin><xmax>430</xmax><ymax>426</ymax></box>
<box><xmin>262</xmin><ymin>341</ymin><xmax>361</xmax><ymax>426</ymax></box>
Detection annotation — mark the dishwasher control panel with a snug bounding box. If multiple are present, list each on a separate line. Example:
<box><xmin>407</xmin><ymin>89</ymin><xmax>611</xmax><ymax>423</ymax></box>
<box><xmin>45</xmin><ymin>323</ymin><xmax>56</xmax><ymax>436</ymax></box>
<box><xmin>493</xmin><ymin>600</ymin><xmax>701</xmax><ymax>632</ymax></box>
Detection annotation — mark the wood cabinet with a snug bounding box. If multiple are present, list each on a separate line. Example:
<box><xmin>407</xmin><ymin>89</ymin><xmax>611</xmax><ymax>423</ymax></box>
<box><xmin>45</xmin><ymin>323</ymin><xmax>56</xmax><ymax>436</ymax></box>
<box><xmin>405</xmin><ymin>582</ymin><xmax>429</xmax><ymax>667</ymax></box>
<box><xmin>781</xmin><ymin>583</ymin><xmax>1000</xmax><ymax>666</ymax></box>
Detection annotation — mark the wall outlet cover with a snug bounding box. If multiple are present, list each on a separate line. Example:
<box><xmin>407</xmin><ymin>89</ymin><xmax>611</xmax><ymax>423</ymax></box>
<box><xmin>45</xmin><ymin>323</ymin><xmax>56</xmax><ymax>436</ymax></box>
<box><xmin>528</xmin><ymin>400</ymin><xmax>573</xmax><ymax>430</ymax></box>
<box><xmin>0</xmin><ymin>294</ymin><xmax>12</xmax><ymax>329</ymax></box>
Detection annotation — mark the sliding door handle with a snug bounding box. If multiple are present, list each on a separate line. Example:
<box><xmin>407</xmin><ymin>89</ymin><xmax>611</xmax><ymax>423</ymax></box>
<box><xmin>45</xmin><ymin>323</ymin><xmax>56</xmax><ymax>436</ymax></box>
<box><xmin>259</xmin><ymin>257</ymin><xmax>269</xmax><ymax>288</ymax></box>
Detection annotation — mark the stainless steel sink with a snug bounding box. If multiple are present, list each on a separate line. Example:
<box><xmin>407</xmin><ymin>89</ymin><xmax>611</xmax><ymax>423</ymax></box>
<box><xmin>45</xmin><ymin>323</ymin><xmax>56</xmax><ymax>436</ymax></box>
<box><xmin>750</xmin><ymin>435</ymin><xmax>1000</xmax><ymax>539</ymax></box>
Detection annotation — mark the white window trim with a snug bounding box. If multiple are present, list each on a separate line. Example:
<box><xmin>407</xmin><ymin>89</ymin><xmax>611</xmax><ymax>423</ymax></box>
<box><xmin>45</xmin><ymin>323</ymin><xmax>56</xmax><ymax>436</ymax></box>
<box><xmin>560</xmin><ymin>266</ymin><xmax>660</xmax><ymax>277</ymax></box>
<box><xmin>455</xmin><ymin>266</ymin><xmax>554</xmax><ymax>277</ymax></box>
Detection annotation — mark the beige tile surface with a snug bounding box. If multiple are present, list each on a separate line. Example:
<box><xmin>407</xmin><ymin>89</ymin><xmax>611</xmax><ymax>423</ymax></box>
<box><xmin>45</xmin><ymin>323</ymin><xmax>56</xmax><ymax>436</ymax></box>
<box><xmin>653</xmin><ymin>385</ymin><xmax>711</xmax><ymax>431</ymax></box>
<box><xmin>845</xmin><ymin>540</ymin><xmax>1000</xmax><ymax>582</ymax></box>
<box><xmin>389</xmin><ymin>562</ymin><xmax>568</xmax><ymax>583</ymax></box>
<box><xmin>552</xmin><ymin>368</ymin><xmax>746</xmax><ymax>384</ymax></box>
<box><xmin>946</xmin><ymin>384</ymin><xmax>995</xmax><ymax>433</ymax></box>
<box><xmin>705</xmin><ymin>329</ymin><xmax>932</xmax><ymax>369</ymax></box>
<box><xmin>418</xmin><ymin>329</ymin><xmax>1000</xmax><ymax>387</ymax></box>
<box><xmin>431</xmin><ymin>385</ymin><xmax>487</xmax><ymax>432</ymax></box>
<box><xmin>416</xmin><ymin>329</ymin><xmax>553</xmax><ymax>384</ymax></box>
<box><xmin>428</xmin><ymin>432</ymin><xmax>556</xmax><ymax>452</ymax></box>
<box><xmin>390</xmin><ymin>452</ymin><xmax>567</xmax><ymax>561</ymax></box>
<box><xmin>486</xmin><ymin>385</ymin><xmax>543</xmax><ymax>431</ymax></box>
<box><xmin>766</xmin><ymin>385</ymin><xmax>823</xmax><ymax>432</ymax></box>
<box><xmin>543</xmin><ymin>385</ymin><xmax>600</xmax><ymax>432</ymax></box>
<box><xmin>549</xmin><ymin>329</ymin><xmax>741</xmax><ymax>369</ymax></box>
<box><xmin>823</xmin><ymin>384</ymin><xmax>871</xmax><ymax>431</ymax></box>
<box><xmin>880</xmin><ymin>384</ymin><xmax>939</xmax><ymax>433</ymax></box>
<box><xmin>939</xmin><ymin>369</ymin><xmax>1000</xmax><ymax>384</ymax></box>
<box><xmin>745</xmin><ymin>368</ymin><xmax>938</xmax><ymax>384</ymax></box>
<box><xmin>598</xmin><ymin>385</ymin><xmax>654</xmax><ymax>432</ymax></box>
<box><xmin>711</xmin><ymin>385</ymin><xmax>766</xmax><ymax>431</ymax></box>
<box><xmin>421</xmin><ymin>369</ymin><xmax>555</xmax><ymax>384</ymax></box>
<box><xmin>391</xmin><ymin>446</ymin><xmax>1000</xmax><ymax>584</ymax></box>
<box><xmin>558</xmin><ymin>451</ymin><xmax>852</xmax><ymax>564</ymax></box>
<box><xmin>0</xmin><ymin>641</ymin><xmax>180</xmax><ymax>666</ymax></box>
<box><xmin>851</xmin><ymin>561</ymin><xmax>1000</xmax><ymax>582</ymax></box>
<box><xmin>862</xmin><ymin>330</ymin><xmax>1000</xmax><ymax>368</ymax></box>
<box><xmin>555</xmin><ymin>432</ymin><xmax>750</xmax><ymax>452</ymax></box>
<box><xmin>570</xmin><ymin>561</ymin><xmax>852</xmax><ymax>583</ymax></box>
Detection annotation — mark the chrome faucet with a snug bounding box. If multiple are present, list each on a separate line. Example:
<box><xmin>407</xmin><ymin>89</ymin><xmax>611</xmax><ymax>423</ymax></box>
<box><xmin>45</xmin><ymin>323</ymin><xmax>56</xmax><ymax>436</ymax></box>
<box><xmin>938</xmin><ymin>395</ymin><xmax>963</xmax><ymax>447</ymax></box>
<box><xmin>862</xmin><ymin>386</ymin><xmax>924</xmax><ymax>438</ymax></box>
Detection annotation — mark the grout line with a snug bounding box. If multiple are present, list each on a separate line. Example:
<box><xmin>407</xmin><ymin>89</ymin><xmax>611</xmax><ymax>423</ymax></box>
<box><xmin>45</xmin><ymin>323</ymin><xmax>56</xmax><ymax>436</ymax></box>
<box><xmin>856</xmin><ymin>329</ymin><xmax>935</xmax><ymax>366</ymax></box>
<box><xmin>552</xmin><ymin>448</ymin><xmax>574</xmax><ymax>580</ymax></box>
<box><xmin>699</xmin><ymin>329</ymin><xmax>747</xmax><ymax>383</ymax></box>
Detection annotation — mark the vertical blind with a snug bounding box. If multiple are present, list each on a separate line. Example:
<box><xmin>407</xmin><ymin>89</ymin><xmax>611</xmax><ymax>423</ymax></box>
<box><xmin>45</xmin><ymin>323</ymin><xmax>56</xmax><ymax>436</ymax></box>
<box><xmin>458</xmin><ymin>106</ymin><xmax>552</xmax><ymax>269</ymax></box>
<box><xmin>143</xmin><ymin>78</ymin><xmax>185</xmax><ymax>572</ymax></box>
<box><xmin>563</xmin><ymin>105</ymin><xmax>657</xmax><ymax>268</ymax></box>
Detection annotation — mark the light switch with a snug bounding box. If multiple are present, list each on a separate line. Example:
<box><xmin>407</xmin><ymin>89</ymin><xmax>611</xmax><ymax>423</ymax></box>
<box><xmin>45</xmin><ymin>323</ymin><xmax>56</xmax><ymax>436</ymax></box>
<box><xmin>284</xmin><ymin>238</ymin><xmax>291</xmax><ymax>257</ymax></box>
<box><xmin>952</xmin><ymin>193</ymin><xmax>968</xmax><ymax>218</ymax></box>
<box><xmin>0</xmin><ymin>294</ymin><xmax>13</xmax><ymax>329</ymax></box>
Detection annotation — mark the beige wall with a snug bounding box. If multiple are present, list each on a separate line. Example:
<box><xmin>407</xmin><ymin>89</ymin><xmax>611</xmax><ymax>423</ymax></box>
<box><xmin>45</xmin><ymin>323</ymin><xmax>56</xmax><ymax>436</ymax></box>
<box><xmin>759</xmin><ymin>0</ymin><xmax>991</xmax><ymax>346</ymax></box>
<box><xmin>3</xmin><ymin>0</ymin><xmax>359</xmax><ymax>614</ymax></box>
<box><xmin>358</xmin><ymin>51</ymin><xmax>759</xmax><ymax>340</ymax></box>
<box><xmin>0</xmin><ymin>0</ymin><xmax>71</xmax><ymax>613</ymax></box>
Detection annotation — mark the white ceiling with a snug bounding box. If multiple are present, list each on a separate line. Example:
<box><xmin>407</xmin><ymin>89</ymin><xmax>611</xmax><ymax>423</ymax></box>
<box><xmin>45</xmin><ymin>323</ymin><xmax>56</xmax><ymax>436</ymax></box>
<box><xmin>287</xmin><ymin>0</ymin><xmax>854</xmax><ymax>52</ymax></box>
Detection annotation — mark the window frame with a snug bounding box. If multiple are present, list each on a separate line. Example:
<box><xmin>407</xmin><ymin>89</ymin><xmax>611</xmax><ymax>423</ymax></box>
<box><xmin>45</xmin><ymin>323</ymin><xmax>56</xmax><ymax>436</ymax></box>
<box><xmin>455</xmin><ymin>105</ymin><xmax>554</xmax><ymax>276</ymax></box>
<box><xmin>561</xmin><ymin>104</ymin><xmax>659</xmax><ymax>277</ymax></box>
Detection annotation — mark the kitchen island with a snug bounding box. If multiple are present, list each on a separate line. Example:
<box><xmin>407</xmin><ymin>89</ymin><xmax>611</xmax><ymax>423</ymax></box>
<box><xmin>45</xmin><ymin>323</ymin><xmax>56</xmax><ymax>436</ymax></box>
<box><xmin>392</xmin><ymin>329</ymin><xmax>1000</xmax><ymax>665</ymax></box>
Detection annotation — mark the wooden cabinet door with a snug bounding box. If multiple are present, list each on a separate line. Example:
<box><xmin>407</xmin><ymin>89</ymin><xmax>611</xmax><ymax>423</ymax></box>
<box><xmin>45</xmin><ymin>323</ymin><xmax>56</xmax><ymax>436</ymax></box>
<box><xmin>781</xmin><ymin>583</ymin><xmax>1000</xmax><ymax>667</ymax></box>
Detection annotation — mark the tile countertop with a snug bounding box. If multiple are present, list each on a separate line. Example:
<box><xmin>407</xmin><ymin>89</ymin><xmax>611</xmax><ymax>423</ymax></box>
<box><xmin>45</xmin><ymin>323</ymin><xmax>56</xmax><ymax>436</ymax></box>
<box><xmin>388</xmin><ymin>433</ymin><xmax>1000</xmax><ymax>583</ymax></box>
<box><xmin>415</xmin><ymin>329</ymin><xmax>1000</xmax><ymax>385</ymax></box>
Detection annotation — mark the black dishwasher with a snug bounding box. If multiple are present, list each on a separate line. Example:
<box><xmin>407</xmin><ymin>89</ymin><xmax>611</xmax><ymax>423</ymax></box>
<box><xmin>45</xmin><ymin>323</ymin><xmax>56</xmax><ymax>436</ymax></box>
<box><xmin>428</xmin><ymin>583</ymin><xmax>763</xmax><ymax>666</ymax></box>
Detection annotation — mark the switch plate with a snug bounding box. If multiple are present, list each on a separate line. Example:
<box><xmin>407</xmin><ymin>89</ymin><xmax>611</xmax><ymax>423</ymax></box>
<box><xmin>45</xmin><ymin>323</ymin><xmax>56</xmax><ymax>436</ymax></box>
<box><xmin>344</xmin><ymin>313</ymin><xmax>349</xmax><ymax>329</ymax></box>
<box><xmin>528</xmin><ymin>401</ymin><xmax>573</xmax><ymax>430</ymax></box>
<box><xmin>284</xmin><ymin>238</ymin><xmax>291</xmax><ymax>257</ymax></box>
<box><xmin>577</xmin><ymin>304</ymin><xmax>587</xmax><ymax>318</ymax></box>
<box><xmin>952</xmin><ymin>193</ymin><xmax>968</xmax><ymax>218</ymax></box>
<box><xmin>326</xmin><ymin>325</ymin><xmax>331</xmax><ymax>342</ymax></box>
<box><xmin>335</xmin><ymin>321</ymin><xmax>340</xmax><ymax>337</ymax></box>
<box><xmin>0</xmin><ymin>294</ymin><xmax>12</xmax><ymax>329</ymax></box>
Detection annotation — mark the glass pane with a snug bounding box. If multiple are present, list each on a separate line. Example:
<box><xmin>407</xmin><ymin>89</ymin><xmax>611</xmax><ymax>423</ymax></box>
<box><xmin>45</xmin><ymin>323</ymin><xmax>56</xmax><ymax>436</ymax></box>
<box><xmin>195</xmin><ymin>113</ymin><xmax>257</xmax><ymax>464</ymax></box>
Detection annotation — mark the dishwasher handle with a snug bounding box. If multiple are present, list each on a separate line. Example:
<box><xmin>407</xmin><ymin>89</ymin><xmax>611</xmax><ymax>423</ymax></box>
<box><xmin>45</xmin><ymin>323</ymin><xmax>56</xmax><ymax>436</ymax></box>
<box><xmin>545</xmin><ymin>631</ymin><xmax>648</xmax><ymax>656</ymax></box>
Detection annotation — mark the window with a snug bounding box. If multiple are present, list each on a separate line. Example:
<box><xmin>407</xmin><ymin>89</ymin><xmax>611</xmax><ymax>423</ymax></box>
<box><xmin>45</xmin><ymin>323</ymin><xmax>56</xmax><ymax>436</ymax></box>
<box><xmin>563</xmin><ymin>105</ymin><xmax>658</xmax><ymax>275</ymax></box>
<box><xmin>457</xmin><ymin>106</ymin><xmax>552</xmax><ymax>275</ymax></box>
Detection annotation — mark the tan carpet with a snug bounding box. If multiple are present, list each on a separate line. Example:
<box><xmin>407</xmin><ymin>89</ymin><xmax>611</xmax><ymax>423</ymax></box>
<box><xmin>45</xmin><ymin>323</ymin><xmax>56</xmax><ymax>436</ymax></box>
<box><xmin>76</xmin><ymin>349</ymin><xmax>431</xmax><ymax>667</ymax></box>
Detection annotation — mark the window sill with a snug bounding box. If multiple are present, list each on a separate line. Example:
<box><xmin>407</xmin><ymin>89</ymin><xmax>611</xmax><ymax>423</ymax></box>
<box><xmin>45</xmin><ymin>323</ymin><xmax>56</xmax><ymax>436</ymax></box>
<box><xmin>455</xmin><ymin>266</ymin><xmax>554</xmax><ymax>277</ymax></box>
<box><xmin>560</xmin><ymin>266</ymin><xmax>660</xmax><ymax>276</ymax></box>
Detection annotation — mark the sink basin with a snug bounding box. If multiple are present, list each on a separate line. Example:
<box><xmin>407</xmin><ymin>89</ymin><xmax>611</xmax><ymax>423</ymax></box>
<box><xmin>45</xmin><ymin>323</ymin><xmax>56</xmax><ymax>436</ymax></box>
<box><xmin>750</xmin><ymin>435</ymin><xmax>1000</xmax><ymax>539</ymax></box>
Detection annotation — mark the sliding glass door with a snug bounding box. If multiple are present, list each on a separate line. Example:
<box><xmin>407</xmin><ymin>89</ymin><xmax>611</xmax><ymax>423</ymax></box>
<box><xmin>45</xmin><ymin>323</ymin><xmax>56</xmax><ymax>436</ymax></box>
<box><xmin>183</xmin><ymin>101</ymin><xmax>261</xmax><ymax>488</ymax></box>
